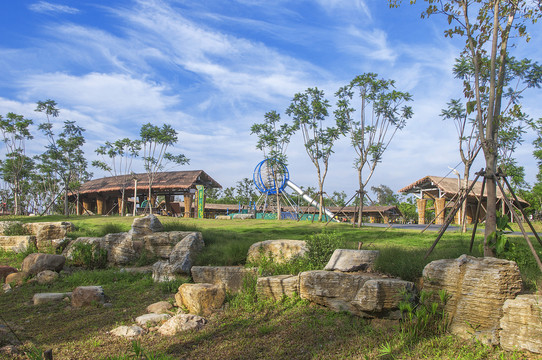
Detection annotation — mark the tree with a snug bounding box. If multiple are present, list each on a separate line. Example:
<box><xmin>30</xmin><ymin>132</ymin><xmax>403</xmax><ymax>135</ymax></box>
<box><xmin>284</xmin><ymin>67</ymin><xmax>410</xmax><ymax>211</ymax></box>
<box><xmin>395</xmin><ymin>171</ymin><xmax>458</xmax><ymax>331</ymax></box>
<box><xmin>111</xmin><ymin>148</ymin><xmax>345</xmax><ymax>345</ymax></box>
<box><xmin>286</xmin><ymin>88</ymin><xmax>341</xmax><ymax>221</ymax></box>
<box><xmin>371</xmin><ymin>184</ymin><xmax>400</xmax><ymax>206</ymax></box>
<box><xmin>93</xmin><ymin>138</ymin><xmax>141</xmax><ymax>216</ymax></box>
<box><xmin>36</xmin><ymin>100</ymin><xmax>91</xmax><ymax>216</ymax></box>
<box><xmin>335</xmin><ymin>73</ymin><xmax>412</xmax><ymax>227</ymax></box>
<box><xmin>235</xmin><ymin>177</ymin><xmax>258</xmax><ymax>204</ymax></box>
<box><xmin>251</xmin><ymin>110</ymin><xmax>296</xmax><ymax>220</ymax></box>
<box><xmin>139</xmin><ymin>123</ymin><xmax>189</xmax><ymax>214</ymax></box>
<box><xmin>390</xmin><ymin>0</ymin><xmax>542</xmax><ymax>256</ymax></box>
<box><xmin>0</xmin><ymin>113</ymin><xmax>34</xmax><ymax>214</ymax></box>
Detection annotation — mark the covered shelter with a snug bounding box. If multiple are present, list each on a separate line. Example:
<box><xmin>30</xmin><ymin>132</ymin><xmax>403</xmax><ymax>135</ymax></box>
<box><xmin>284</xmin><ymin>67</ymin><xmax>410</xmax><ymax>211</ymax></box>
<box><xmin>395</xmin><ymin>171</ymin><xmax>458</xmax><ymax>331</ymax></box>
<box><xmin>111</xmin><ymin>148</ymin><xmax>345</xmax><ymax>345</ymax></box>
<box><xmin>75</xmin><ymin>170</ymin><xmax>221</xmax><ymax>217</ymax></box>
<box><xmin>398</xmin><ymin>175</ymin><xmax>529</xmax><ymax>225</ymax></box>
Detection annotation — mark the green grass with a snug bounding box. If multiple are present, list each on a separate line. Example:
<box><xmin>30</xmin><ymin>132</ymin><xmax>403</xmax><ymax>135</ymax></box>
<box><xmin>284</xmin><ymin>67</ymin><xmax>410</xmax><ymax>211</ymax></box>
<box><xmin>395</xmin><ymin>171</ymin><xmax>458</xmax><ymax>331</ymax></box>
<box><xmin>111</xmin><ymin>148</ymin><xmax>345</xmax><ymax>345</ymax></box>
<box><xmin>0</xmin><ymin>215</ymin><xmax>541</xmax><ymax>359</ymax></box>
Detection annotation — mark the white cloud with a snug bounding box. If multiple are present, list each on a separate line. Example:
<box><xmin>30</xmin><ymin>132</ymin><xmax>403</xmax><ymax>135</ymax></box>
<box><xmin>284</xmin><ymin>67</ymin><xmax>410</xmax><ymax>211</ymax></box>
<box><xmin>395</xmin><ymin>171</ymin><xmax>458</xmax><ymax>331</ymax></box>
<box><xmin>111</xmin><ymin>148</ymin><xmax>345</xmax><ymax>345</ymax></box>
<box><xmin>29</xmin><ymin>1</ymin><xmax>79</xmax><ymax>14</ymax></box>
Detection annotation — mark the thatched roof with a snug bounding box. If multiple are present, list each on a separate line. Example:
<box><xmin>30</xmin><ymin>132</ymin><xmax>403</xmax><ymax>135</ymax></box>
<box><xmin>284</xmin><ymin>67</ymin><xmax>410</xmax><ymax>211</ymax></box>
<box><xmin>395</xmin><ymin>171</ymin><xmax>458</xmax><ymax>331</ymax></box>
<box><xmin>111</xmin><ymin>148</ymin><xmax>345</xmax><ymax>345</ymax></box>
<box><xmin>78</xmin><ymin>170</ymin><xmax>221</xmax><ymax>196</ymax></box>
<box><xmin>398</xmin><ymin>175</ymin><xmax>528</xmax><ymax>206</ymax></box>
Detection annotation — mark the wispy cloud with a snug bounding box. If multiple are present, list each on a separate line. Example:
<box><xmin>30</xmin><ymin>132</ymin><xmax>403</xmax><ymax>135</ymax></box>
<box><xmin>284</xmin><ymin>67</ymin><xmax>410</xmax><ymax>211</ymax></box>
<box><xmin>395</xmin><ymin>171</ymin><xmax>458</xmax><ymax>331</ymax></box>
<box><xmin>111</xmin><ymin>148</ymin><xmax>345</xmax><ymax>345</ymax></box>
<box><xmin>29</xmin><ymin>1</ymin><xmax>79</xmax><ymax>14</ymax></box>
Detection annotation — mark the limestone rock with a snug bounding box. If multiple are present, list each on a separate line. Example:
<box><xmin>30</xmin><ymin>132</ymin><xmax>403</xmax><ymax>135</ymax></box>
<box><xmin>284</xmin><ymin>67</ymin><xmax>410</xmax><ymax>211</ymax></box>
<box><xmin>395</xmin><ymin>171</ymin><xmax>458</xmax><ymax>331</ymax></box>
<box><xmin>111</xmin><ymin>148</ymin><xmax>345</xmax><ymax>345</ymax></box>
<box><xmin>257</xmin><ymin>275</ymin><xmax>299</xmax><ymax>301</ymax></box>
<box><xmin>158</xmin><ymin>314</ymin><xmax>207</xmax><ymax>336</ymax></box>
<box><xmin>324</xmin><ymin>249</ymin><xmax>380</xmax><ymax>272</ymax></box>
<box><xmin>423</xmin><ymin>255</ymin><xmax>522</xmax><ymax>345</ymax></box>
<box><xmin>232</xmin><ymin>214</ymin><xmax>254</xmax><ymax>219</ymax></box>
<box><xmin>143</xmin><ymin>231</ymin><xmax>197</xmax><ymax>258</ymax></box>
<box><xmin>110</xmin><ymin>325</ymin><xmax>145</xmax><ymax>337</ymax></box>
<box><xmin>247</xmin><ymin>240</ymin><xmax>308</xmax><ymax>264</ymax></box>
<box><xmin>500</xmin><ymin>294</ymin><xmax>542</xmax><ymax>354</ymax></box>
<box><xmin>147</xmin><ymin>301</ymin><xmax>173</xmax><ymax>314</ymax></box>
<box><xmin>129</xmin><ymin>215</ymin><xmax>163</xmax><ymax>237</ymax></box>
<box><xmin>24</xmin><ymin>222</ymin><xmax>74</xmax><ymax>250</ymax></box>
<box><xmin>36</xmin><ymin>270</ymin><xmax>59</xmax><ymax>284</ymax></box>
<box><xmin>21</xmin><ymin>253</ymin><xmax>65</xmax><ymax>275</ymax></box>
<box><xmin>0</xmin><ymin>235</ymin><xmax>36</xmax><ymax>253</ymax></box>
<box><xmin>105</xmin><ymin>232</ymin><xmax>137</xmax><ymax>265</ymax></box>
<box><xmin>0</xmin><ymin>221</ymin><xmax>22</xmax><ymax>235</ymax></box>
<box><xmin>62</xmin><ymin>237</ymin><xmax>104</xmax><ymax>260</ymax></box>
<box><xmin>0</xmin><ymin>266</ymin><xmax>17</xmax><ymax>282</ymax></box>
<box><xmin>215</xmin><ymin>215</ymin><xmax>231</xmax><ymax>220</ymax></box>
<box><xmin>175</xmin><ymin>283</ymin><xmax>225</xmax><ymax>316</ymax></box>
<box><xmin>5</xmin><ymin>272</ymin><xmax>24</xmax><ymax>286</ymax></box>
<box><xmin>135</xmin><ymin>313</ymin><xmax>171</xmax><ymax>328</ymax></box>
<box><xmin>152</xmin><ymin>232</ymin><xmax>204</xmax><ymax>282</ymax></box>
<box><xmin>71</xmin><ymin>286</ymin><xmax>106</xmax><ymax>307</ymax></box>
<box><xmin>33</xmin><ymin>292</ymin><xmax>71</xmax><ymax>305</ymax></box>
<box><xmin>299</xmin><ymin>270</ymin><xmax>414</xmax><ymax>318</ymax></box>
<box><xmin>191</xmin><ymin>266</ymin><xmax>258</xmax><ymax>293</ymax></box>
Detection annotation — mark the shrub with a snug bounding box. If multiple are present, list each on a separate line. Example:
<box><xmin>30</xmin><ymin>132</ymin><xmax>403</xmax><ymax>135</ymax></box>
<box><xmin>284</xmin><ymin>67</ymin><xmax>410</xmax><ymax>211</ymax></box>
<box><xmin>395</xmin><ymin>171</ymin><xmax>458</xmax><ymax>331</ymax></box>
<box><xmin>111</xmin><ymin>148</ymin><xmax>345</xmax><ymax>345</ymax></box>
<box><xmin>305</xmin><ymin>229</ymin><xmax>345</xmax><ymax>268</ymax></box>
<box><xmin>3</xmin><ymin>222</ymin><xmax>31</xmax><ymax>236</ymax></box>
<box><xmin>69</xmin><ymin>242</ymin><xmax>108</xmax><ymax>269</ymax></box>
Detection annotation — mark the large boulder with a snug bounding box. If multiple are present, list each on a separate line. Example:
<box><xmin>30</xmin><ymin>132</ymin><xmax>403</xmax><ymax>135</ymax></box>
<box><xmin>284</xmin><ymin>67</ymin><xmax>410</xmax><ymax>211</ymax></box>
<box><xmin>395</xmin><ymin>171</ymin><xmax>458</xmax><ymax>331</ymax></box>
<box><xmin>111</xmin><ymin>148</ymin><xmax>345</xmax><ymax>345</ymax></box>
<box><xmin>257</xmin><ymin>275</ymin><xmax>299</xmax><ymax>301</ymax></box>
<box><xmin>247</xmin><ymin>240</ymin><xmax>308</xmax><ymax>264</ymax></box>
<box><xmin>143</xmin><ymin>231</ymin><xmax>198</xmax><ymax>259</ymax></box>
<box><xmin>175</xmin><ymin>283</ymin><xmax>226</xmax><ymax>316</ymax></box>
<box><xmin>299</xmin><ymin>270</ymin><xmax>414</xmax><ymax>319</ymax></box>
<box><xmin>0</xmin><ymin>236</ymin><xmax>36</xmax><ymax>253</ymax></box>
<box><xmin>21</xmin><ymin>253</ymin><xmax>65</xmax><ymax>275</ymax></box>
<box><xmin>324</xmin><ymin>249</ymin><xmax>380</xmax><ymax>272</ymax></box>
<box><xmin>0</xmin><ymin>266</ymin><xmax>17</xmax><ymax>282</ymax></box>
<box><xmin>24</xmin><ymin>222</ymin><xmax>74</xmax><ymax>250</ymax></box>
<box><xmin>129</xmin><ymin>215</ymin><xmax>163</xmax><ymax>237</ymax></box>
<box><xmin>71</xmin><ymin>286</ymin><xmax>106</xmax><ymax>307</ymax></box>
<box><xmin>152</xmin><ymin>232</ymin><xmax>204</xmax><ymax>282</ymax></box>
<box><xmin>105</xmin><ymin>233</ymin><xmax>137</xmax><ymax>265</ymax></box>
<box><xmin>191</xmin><ymin>266</ymin><xmax>258</xmax><ymax>293</ymax></box>
<box><xmin>422</xmin><ymin>255</ymin><xmax>522</xmax><ymax>345</ymax></box>
<box><xmin>500</xmin><ymin>294</ymin><xmax>542</xmax><ymax>354</ymax></box>
<box><xmin>158</xmin><ymin>314</ymin><xmax>207</xmax><ymax>336</ymax></box>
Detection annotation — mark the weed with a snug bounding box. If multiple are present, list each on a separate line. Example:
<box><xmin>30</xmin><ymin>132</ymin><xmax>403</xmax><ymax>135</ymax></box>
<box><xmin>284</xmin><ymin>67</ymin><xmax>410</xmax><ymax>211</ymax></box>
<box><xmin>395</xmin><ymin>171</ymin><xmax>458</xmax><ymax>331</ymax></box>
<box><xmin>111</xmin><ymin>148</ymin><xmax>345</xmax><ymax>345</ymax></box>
<box><xmin>68</xmin><ymin>242</ymin><xmax>108</xmax><ymax>269</ymax></box>
<box><xmin>3</xmin><ymin>222</ymin><xmax>31</xmax><ymax>236</ymax></box>
<box><xmin>305</xmin><ymin>229</ymin><xmax>345</xmax><ymax>268</ymax></box>
<box><xmin>158</xmin><ymin>277</ymin><xmax>189</xmax><ymax>294</ymax></box>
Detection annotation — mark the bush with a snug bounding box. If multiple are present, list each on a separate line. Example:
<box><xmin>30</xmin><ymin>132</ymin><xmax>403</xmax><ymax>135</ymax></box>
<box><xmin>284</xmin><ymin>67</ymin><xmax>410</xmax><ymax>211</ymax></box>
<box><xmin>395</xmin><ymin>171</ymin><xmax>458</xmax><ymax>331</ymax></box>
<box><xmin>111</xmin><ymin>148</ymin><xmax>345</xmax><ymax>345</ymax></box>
<box><xmin>3</xmin><ymin>222</ymin><xmax>31</xmax><ymax>236</ymax></box>
<box><xmin>69</xmin><ymin>242</ymin><xmax>108</xmax><ymax>269</ymax></box>
<box><xmin>305</xmin><ymin>229</ymin><xmax>345</xmax><ymax>268</ymax></box>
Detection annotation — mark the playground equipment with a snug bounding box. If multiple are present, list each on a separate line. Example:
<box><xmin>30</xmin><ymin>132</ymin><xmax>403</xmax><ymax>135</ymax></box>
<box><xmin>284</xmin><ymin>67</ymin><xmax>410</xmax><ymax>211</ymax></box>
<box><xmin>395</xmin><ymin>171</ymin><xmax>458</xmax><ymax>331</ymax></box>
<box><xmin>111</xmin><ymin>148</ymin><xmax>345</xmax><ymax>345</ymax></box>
<box><xmin>252</xmin><ymin>158</ymin><xmax>337</xmax><ymax>221</ymax></box>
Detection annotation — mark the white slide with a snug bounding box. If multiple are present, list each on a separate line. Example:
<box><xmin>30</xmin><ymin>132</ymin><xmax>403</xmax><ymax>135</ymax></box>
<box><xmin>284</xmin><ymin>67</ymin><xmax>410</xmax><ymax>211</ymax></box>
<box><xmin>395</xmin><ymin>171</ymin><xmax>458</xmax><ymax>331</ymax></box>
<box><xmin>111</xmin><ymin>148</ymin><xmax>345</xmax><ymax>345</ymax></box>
<box><xmin>286</xmin><ymin>180</ymin><xmax>337</xmax><ymax>221</ymax></box>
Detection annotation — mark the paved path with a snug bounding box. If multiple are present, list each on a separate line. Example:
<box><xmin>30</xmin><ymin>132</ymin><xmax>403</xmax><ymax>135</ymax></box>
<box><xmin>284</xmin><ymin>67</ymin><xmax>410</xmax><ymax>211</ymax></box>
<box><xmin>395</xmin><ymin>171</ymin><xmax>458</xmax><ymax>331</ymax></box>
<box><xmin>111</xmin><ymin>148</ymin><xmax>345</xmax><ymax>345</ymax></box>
<box><xmin>362</xmin><ymin>222</ymin><xmax>537</xmax><ymax>237</ymax></box>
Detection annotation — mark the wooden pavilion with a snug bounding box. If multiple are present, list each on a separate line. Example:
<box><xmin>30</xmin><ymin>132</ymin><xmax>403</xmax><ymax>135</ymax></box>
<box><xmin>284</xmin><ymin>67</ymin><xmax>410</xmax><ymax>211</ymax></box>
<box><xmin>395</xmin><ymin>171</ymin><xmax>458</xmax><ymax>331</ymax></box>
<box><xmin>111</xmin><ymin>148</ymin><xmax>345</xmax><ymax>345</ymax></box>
<box><xmin>75</xmin><ymin>170</ymin><xmax>221</xmax><ymax>216</ymax></box>
<box><xmin>398</xmin><ymin>175</ymin><xmax>529</xmax><ymax>225</ymax></box>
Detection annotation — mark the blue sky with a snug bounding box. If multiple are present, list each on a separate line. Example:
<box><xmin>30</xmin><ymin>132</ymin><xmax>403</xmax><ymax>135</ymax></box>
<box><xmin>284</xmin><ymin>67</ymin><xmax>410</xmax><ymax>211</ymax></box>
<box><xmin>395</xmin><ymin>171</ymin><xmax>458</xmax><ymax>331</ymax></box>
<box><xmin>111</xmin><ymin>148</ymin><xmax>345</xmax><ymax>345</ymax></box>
<box><xmin>1</xmin><ymin>0</ymin><xmax>541</xmax><ymax>199</ymax></box>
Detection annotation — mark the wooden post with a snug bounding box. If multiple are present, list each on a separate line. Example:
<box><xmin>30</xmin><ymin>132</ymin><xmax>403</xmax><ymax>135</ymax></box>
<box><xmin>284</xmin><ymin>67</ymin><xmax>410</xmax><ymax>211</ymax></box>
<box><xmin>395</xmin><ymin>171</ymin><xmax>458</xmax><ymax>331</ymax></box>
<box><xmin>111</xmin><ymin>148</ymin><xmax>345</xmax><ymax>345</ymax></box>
<box><xmin>416</xmin><ymin>198</ymin><xmax>427</xmax><ymax>225</ymax></box>
<box><xmin>184</xmin><ymin>193</ymin><xmax>193</xmax><ymax>218</ymax></box>
<box><xmin>118</xmin><ymin>196</ymin><xmax>125</xmax><ymax>215</ymax></box>
<box><xmin>96</xmin><ymin>198</ymin><xmax>104</xmax><ymax>215</ymax></box>
<box><xmin>434</xmin><ymin>198</ymin><xmax>446</xmax><ymax>225</ymax></box>
<box><xmin>82</xmin><ymin>200</ymin><xmax>91</xmax><ymax>214</ymax></box>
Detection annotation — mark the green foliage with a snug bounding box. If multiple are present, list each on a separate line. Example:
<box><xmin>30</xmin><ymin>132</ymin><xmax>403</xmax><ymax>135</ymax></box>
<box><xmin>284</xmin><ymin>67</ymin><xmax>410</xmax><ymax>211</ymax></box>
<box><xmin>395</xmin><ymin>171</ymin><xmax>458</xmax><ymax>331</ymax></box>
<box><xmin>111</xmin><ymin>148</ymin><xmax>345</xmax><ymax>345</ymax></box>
<box><xmin>68</xmin><ymin>242</ymin><xmax>108</xmax><ymax>269</ymax></box>
<box><xmin>3</xmin><ymin>222</ymin><xmax>30</xmax><ymax>236</ymax></box>
<box><xmin>104</xmin><ymin>340</ymin><xmax>175</xmax><ymax>360</ymax></box>
<box><xmin>248</xmin><ymin>251</ymin><xmax>316</xmax><ymax>277</ymax></box>
<box><xmin>305</xmin><ymin>229</ymin><xmax>345</xmax><ymax>268</ymax></box>
<box><xmin>399</xmin><ymin>289</ymin><xmax>450</xmax><ymax>342</ymax></box>
<box><xmin>484</xmin><ymin>212</ymin><xmax>513</xmax><ymax>255</ymax></box>
<box><xmin>158</xmin><ymin>278</ymin><xmax>189</xmax><ymax>294</ymax></box>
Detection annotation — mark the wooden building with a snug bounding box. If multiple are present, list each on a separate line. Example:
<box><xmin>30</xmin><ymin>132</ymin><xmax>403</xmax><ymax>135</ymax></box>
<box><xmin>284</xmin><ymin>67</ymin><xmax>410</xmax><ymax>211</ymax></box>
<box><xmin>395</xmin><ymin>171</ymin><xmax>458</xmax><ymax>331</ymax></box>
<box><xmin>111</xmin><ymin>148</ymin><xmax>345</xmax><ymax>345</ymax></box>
<box><xmin>75</xmin><ymin>170</ymin><xmax>221</xmax><ymax>216</ymax></box>
<box><xmin>398</xmin><ymin>175</ymin><xmax>529</xmax><ymax>225</ymax></box>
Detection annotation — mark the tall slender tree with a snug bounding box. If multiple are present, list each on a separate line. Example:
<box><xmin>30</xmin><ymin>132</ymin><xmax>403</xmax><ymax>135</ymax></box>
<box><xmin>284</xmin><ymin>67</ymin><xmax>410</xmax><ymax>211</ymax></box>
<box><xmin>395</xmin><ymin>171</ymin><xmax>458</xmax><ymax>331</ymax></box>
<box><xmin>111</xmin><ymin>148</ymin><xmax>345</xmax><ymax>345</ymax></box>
<box><xmin>335</xmin><ymin>73</ymin><xmax>412</xmax><ymax>227</ymax></box>
<box><xmin>390</xmin><ymin>0</ymin><xmax>542</xmax><ymax>255</ymax></box>
<box><xmin>286</xmin><ymin>88</ymin><xmax>341</xmax><ymax>221</ymax></box>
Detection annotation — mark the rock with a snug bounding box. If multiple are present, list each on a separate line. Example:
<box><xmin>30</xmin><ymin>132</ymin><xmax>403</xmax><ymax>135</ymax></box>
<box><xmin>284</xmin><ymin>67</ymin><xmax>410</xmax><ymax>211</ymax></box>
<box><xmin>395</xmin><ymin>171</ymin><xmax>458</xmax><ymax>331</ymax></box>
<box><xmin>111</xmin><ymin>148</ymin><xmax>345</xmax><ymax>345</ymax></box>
<box><xmin>21</xmin><ymin>253</ymin><xmax>65</xmax><ymax>275</ymax></box>
<box><xmin>110</xmin><ymin>325</ymin><xmax>145</xmax><ymax>337</ymax></box>
<box><xmin>158</xmin><ymin>314</ymin><xmax>207</xmax><ymax>336</ymax></box>
<box><xmin>232</xmin><ymin>214</ymin><xmax>254</xmax><ymax>219</ymax></box>
<box><xmin>62</xmin><ymin>237</ymin><xmax>104</xmax><ymax>260</ymax></box>
<box><xmin>120</xmin><ymin>266</ymin><xmax>153</xmax><ymax>274</ymax></box>
<box><xmin>324</xmin><ymin>249</ymin><xmax>380</xmax><ymax>272</ymax></box>
<box><xmin>5</xmin><ymin>272</ymin><xmax>25</xmax><ymax>286</ymax></box>
<box><xmin>299</xmin><ymin>270</ymin><xmax>414</xmax><ymax>318</ymax></box>
<box><xmin>247</xmin><ymin>240</ymin><xmax>308</xmax><ymax>264</ymax></box>
<box><xmin>2</xmin><ymin>283</ymin><xmax>11</xmax><ymax>293</ymax></box>
<box><xmin>0</xmin><ymin>345</ymin><xmax>18</xmax><ymax>356</ymax></box>
<box><xmin>215</xmin><ymin>215</ymin><xmax>231</xmax><ymax>220</ymax></box>
<box><xmin>25</xmin><ymin>222</ymin><xmax>74</xmax><ymax>251</ymax></box>
<box><xmin>191</xmin><ymin>266</ymin><xmax>258</xmax><ymax>293</ymax></box>
<box><xmin>175</xmin><ymin>283</ymin><xmax>226</xmax><ymax>316</ymax></box>
<box><xmin>0</xmin><ymin>221</ymin><xmax>22</xmax><ymax>235</ymax></box>
<box><xmin>135</xmin><ymin>313</ymin><xmax>172</xmax><ymax>328</ymax></box>
<box><xmin>105</xmin><ymin>233</ymin><xmax>137</xmax><ymax>265</ymax></box>
<box><xmin>0</xmin><ymin>235</ymin><xmax>36</xmax><ymax>253</ymax></box>
<box><xmin>500</xmin><ymin>294</ymin><xmax>542</xmax><ymax>354</ymax></box>
<box><xmin>143</xmin><ymin>231</ymin><xmax>197</xmax><ymax>259</ymax></box>
<box><xmin>147</xmin><ymin>301</ymin><xmax>173</xmax><ymax>314</ymax></box>
<box><xmin>33</xmin><ymin>292</ymin><xmax>71</xmax><ymax>305</ymax></box>
<box><xmin>152</xmin><ymin>232</ymin><xmax>204</xmax><ymax>282</ymax></box>
<box><xmin>71</xmin><ymin>286</ymin><xmax>106</xmax><ymax>307</ymax></box>
<box><xmin>36</xmin><ymin>270</ymin><xmax>59</xmax><ymax>284</ymax></box>
<box><xmin>0</xmin><ymin>266</ymin><xmax>17</xmax><ymax>282</ymax></box>
<box><xmin>129</xmin><ymin>215</ymin><xmax>163</xmax><ymax>237</ymax></box>
<box><xmin>257</xmin><ymin>275</ymin><xmax>299</xmax><ymax>301</ymax></box>
<box><xmin>422</xmin><ymin>255</ymin><xmax>522</xmax><ymax>345</ymax></box>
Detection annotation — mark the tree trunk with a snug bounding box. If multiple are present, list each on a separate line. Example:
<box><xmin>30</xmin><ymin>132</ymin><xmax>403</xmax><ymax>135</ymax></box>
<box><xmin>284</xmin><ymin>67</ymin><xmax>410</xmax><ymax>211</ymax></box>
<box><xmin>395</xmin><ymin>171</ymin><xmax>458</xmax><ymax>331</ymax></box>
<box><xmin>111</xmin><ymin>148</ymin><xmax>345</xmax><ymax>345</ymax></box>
<box><xmin>276</xmin><ymin>192</ymin><xmax>281</xmax><ymax>220</ymax></box>
<box><xmin>148</xmin><ymin>185</ymin><xmax>153</xmax><ymax>215</ymax></box>
<box><xmin>64</xmin><ymin>184</ymin><xmax>69</xmax><ymax>217</ymax></box>
<box><xmin>484</xmin><ymin>155</ymin><xmax>497</xmax><ymax>257</ymax></box>
<box><xmin>357</xmin><ymin>167</ymin><xmax>363</xmax><ymax>227</ymax></box>
<box><xmin>461</xmin><ymin>165</ymin><xmax>471</xmax><ymax>233</ymax></box>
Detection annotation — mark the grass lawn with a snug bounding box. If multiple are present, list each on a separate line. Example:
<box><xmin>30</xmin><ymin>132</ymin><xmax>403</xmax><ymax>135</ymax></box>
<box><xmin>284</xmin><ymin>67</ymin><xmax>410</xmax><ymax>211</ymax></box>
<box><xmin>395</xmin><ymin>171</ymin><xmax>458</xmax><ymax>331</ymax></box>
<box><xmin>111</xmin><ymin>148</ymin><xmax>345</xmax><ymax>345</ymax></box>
<box><xmin>0</xmin><ymin>215</ymin><xmax>541</xmax><ymax>359</ymax></box>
